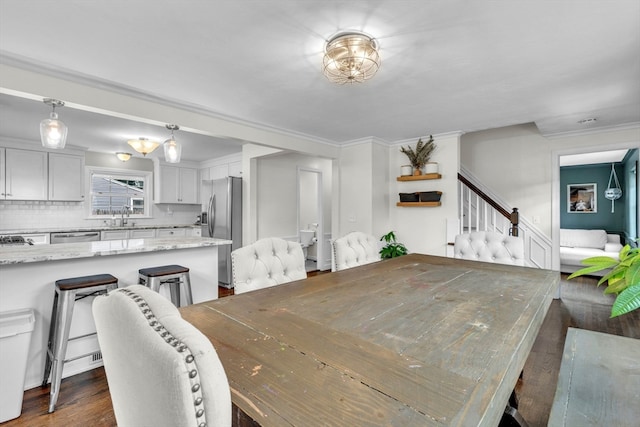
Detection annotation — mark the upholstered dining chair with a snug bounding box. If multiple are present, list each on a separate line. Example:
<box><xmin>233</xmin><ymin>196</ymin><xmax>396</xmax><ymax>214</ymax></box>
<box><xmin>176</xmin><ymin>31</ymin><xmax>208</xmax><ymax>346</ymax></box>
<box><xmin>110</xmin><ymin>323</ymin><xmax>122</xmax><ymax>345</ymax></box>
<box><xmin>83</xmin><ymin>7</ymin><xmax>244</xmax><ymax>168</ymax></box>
<box><xmin>231</xmin><ymin>237</ymin><xmax>307</xmax><ymax>294</ymax></box>
<box><xmin>332</xmin><ymin>231</ymin><xmax>382</xmax><ymax>271</ymax></box>
<box><xmin>92</xmin><ymin>285</ymin><xmax>231</xmax><ymax>427</ymax></box>
<box><xmin>453</xmin><ymin>230</ymin><xmax>526</xmax><ymax>266</ymax></box>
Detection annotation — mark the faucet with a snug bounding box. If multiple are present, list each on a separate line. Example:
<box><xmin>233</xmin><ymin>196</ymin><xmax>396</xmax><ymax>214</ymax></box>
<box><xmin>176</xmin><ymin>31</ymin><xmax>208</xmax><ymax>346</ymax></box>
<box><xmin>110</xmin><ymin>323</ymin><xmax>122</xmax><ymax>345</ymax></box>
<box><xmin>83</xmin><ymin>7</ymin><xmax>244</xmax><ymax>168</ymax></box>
<box><xmin>120</xmin><ymin>206</ymin><xmax>130</xmax><ymax>227</ymax></box>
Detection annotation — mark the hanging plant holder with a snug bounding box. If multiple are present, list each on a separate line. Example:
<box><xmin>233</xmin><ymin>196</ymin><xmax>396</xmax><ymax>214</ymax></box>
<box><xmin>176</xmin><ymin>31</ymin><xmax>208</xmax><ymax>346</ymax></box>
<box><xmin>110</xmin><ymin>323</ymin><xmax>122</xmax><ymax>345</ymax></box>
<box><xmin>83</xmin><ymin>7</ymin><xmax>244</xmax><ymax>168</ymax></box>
<box><xmin>604</xmin><ymin>163</ymin><xmax>622</xmax><ymax>213</ymax></box>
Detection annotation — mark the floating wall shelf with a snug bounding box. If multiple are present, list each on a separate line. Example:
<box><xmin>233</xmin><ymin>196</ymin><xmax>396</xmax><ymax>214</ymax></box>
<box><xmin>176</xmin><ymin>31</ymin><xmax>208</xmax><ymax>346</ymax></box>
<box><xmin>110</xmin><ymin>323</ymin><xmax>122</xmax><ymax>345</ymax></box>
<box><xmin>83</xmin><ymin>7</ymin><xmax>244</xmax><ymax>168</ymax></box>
<box><xmin>396</xmin><ymin>173</ymin><xmax>441</xmax><ymax>181</ymax></box>
<box><xmin>396</xmin><ymin>202</ymin><xmax>442</xmax><ymax>207</ymax></box>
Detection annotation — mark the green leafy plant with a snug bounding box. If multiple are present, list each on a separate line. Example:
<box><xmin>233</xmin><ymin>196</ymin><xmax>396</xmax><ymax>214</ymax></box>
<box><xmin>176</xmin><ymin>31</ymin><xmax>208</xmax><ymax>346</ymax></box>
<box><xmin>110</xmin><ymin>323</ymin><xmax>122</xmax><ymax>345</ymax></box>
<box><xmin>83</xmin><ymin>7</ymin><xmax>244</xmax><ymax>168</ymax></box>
<box><xmin>567</xmin><ymin>242</ymin><xmax>640</xmax><ymax>317</ymax></box>
<box><xmin>379</xmin><ymin>231</ymin><xmax>408</xmax><ymax>259</ymax></box>
<box><xmin>400</xmin><ymin>135</ymin><xmax>436</xmax><ymax>171</ymax></box>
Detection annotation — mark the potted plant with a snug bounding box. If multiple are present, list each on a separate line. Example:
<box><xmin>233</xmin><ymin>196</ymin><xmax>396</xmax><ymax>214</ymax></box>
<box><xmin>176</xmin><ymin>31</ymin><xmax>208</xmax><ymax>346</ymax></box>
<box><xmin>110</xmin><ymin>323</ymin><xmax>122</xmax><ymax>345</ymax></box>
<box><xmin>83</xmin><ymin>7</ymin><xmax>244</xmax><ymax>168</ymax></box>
<box><xmin>400</xmin><ymin>135</ymin><xmax>436</xmax><ymax>175</ymax></box>
<box><xmin>567</xmin><ymin>241</ymin><xmax>639</xmax><ymax>317</ymax></box>
<box><xmin>379</xmin><ymin>231</ymin><xmax>408</xmax><ymax>259</ymax></box>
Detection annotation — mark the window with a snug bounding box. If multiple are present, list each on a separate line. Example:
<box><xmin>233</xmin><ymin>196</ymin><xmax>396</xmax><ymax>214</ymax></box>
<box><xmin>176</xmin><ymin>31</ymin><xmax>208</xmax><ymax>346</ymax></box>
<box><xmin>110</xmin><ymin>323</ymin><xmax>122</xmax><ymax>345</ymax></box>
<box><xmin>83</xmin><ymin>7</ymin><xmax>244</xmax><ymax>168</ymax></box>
<box><xmin>87</xmin><ymin>167</ymin><xmax>152</xmax><ymax>217</ymax></box>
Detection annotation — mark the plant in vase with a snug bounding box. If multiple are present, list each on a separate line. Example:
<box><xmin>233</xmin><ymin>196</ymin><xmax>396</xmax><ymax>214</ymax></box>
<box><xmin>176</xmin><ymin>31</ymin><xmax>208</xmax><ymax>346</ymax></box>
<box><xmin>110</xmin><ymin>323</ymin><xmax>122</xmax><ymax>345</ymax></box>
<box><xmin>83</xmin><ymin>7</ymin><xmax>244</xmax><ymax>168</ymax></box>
<box><xmin>567</xmin><ymin>241</ymin><xmax>639</xmax><ymax>317</ymax></box>
<box><xmin>400</xmin><ymin>135</ymin><xmax>436</xmax><ymax>175</ymax></box>
<box><xmin>379</xmin><ymin>231</ymin><xmax>408</xmax><ymax>259</ymax></box>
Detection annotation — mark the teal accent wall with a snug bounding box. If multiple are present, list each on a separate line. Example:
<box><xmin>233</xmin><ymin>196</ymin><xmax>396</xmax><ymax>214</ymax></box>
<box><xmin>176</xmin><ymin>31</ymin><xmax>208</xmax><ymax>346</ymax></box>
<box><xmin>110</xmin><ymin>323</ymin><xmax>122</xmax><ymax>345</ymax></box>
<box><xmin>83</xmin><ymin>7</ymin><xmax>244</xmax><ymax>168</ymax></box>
<box><xmin>560</xmin><ymin>163</ymin><xmax>625</xmax><ymax>233</ymax></box>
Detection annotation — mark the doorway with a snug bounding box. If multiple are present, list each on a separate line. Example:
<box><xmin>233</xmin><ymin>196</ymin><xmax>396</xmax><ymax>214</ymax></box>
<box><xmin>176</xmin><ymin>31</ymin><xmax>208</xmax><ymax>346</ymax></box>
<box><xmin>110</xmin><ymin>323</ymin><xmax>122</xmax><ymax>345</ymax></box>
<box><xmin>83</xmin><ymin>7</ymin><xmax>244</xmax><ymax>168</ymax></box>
<box><xmin>297</xmin><ymin>167</ymin><xmax>323</xmax><ymax>272</ymax></box>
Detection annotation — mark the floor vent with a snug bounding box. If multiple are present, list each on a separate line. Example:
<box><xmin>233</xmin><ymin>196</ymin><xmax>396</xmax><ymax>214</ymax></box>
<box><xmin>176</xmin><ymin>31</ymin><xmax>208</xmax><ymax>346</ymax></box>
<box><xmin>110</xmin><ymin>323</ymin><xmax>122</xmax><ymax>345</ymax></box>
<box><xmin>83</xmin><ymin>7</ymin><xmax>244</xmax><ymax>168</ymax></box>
<box><xmin>91</xmin><ymin>352</ymin><xmax>103</xmax><ymax>363</ymax></box>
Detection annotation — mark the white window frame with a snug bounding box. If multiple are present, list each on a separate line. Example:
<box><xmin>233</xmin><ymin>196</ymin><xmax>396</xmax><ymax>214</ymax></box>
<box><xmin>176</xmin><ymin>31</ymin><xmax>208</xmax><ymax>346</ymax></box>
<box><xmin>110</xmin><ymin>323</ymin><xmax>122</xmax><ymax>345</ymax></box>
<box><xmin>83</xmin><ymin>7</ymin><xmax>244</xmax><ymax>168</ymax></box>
<box><xmin>86</xmin><ymin>166</ymin><xmax>153</xmax><ymax>218</ymax></box>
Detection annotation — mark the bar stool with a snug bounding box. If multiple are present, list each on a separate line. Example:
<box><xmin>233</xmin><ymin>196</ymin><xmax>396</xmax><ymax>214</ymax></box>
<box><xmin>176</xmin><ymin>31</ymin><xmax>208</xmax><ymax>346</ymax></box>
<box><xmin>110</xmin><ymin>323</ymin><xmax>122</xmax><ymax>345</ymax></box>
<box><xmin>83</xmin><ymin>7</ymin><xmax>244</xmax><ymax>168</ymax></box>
<box><xmin>138</xmin><ymin>264</ymin><xmax>193</xmax><ymax>307</ymax></box>
<box><xmin>42</xmin><ymin>273</ymin><xmax>118</xmax><ymax>413</ymax></box>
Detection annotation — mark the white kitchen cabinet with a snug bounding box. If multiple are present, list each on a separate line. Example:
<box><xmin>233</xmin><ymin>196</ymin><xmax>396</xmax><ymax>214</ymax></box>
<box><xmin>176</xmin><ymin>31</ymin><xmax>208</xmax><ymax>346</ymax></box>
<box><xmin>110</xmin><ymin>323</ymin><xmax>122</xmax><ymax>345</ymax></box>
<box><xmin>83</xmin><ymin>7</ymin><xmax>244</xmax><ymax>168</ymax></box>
<box><xmin>129</xmin><ymin>229</ymin><xmax>156</xmax><ymax>238</ymax></box>
<box><xmin>48</xmin><ymin>152</ymin><xmax>85</xmax><ymax>201</ymax></box>
<box><xmin>228</xmin><ymin>160</ymin><xmax>242</xmax><ymax>177</ymax></box>
<box><xmin>190</xmin><ymin>228</ymin><xmax>202</xmax><ymax>237</ymax></box>
<box><xmin>1</xmin><ymin>148</ymin><xmax>48</xmax><ymax>200</ymax></box>
<box><xmin>156</xmin><ymin>227</ymin><xmax>188</xmax><ymax>238</ymax></box>
<box><xmin>100</xmin><ymin>230</ymin><xmax>129</xmax><ymax>240</ymax></box>
<box><xmin>154</xmin><ymin>161</ymin><xmax>199</xmax><ymax>204</ymax></box>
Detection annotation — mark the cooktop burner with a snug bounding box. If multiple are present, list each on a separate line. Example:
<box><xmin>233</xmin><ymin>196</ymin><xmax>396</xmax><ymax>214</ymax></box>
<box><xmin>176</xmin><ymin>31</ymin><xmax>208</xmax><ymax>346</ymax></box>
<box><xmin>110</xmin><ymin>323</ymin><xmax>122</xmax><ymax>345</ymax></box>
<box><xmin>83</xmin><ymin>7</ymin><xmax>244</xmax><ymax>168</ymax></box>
<box><xmin>0</xmin><ymin>235</ymin><xmax>34</xmax><ymax>246</ymax></box>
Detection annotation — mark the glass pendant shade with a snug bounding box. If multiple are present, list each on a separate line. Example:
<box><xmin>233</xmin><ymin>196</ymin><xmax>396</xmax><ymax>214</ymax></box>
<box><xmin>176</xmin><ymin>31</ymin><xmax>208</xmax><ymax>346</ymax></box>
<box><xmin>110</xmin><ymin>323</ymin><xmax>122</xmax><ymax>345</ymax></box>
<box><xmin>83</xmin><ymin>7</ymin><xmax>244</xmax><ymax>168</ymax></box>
<box><xmin>127</xmin><ymin>137</ymin><xmax>159</xmax><ymax>156</ymax></box>
<box><xmin>163</xmin><ymin>138</ymin><xmax>181</xmax><ymax>163</ymax></box>
<box><xmin>40</xmin><ymin>99</ymin><xmax>68</xmax><ymax>149</ymax></box>
<box><xmin>323</xmin><ymin>32</ymin><xmax>380</xmax><ymax>84</ymax></box>
<box><xmin>163</xmin><ymin>124</ymin><xmax>181</xmax><ymax>163</ymax></box>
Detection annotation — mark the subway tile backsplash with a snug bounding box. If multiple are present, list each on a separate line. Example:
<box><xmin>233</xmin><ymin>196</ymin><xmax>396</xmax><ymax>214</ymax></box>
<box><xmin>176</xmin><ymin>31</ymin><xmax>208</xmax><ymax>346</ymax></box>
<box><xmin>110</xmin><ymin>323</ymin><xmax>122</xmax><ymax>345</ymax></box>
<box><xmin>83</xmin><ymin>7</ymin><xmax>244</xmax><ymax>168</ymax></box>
<box><xmin>0</xmin><ymin>201</ymin><xmax>201</xmax><ymax>231</ymax></box>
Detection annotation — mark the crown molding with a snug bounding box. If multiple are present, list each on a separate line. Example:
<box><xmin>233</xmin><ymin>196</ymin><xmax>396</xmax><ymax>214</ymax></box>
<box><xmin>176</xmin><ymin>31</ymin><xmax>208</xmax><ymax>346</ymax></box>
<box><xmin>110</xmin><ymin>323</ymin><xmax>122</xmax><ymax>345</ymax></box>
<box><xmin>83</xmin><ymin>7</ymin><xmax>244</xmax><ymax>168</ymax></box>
<box><xmin>541</xmin><ymin>121</ymin><xmax>640</xmax><ymax>139</ymax></box>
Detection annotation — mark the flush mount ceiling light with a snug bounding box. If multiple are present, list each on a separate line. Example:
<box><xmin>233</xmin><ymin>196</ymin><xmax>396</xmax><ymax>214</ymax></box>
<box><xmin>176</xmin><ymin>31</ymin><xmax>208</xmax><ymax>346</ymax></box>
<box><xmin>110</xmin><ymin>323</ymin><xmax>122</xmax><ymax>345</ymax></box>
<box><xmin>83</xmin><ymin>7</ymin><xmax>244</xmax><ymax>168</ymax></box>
<box><xmin>163</xmin><ymin>124</ymin><xmax>181</xmax><ymax>163</ymax></box>
<box><xmin>322</xmin><ymin>31</ymin><xmax>380</xmax><ymax>84</ymax></box>
<box><xmin>40</xmin><ymin>98</ymin><xmax>68</xmax><ymax>149</ymax></box>
<box><xmin>116</xmin><ymin>152</ymin><xmax>132</xmax><ymax>162</ymax></box>
<box><xmin>127</xmin><ymin>137</ymin><xmax>159</xmax><ymax>156</ymax></box>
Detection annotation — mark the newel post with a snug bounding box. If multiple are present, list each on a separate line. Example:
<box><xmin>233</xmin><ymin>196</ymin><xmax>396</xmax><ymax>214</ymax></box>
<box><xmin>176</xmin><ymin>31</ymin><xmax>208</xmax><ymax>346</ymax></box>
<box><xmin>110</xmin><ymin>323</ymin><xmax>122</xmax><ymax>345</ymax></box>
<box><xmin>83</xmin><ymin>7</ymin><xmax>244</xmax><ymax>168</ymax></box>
<box><xmin>510</xmin><ymin>208</ymin><xmax>519</xmax><ymax>237</ymax></box>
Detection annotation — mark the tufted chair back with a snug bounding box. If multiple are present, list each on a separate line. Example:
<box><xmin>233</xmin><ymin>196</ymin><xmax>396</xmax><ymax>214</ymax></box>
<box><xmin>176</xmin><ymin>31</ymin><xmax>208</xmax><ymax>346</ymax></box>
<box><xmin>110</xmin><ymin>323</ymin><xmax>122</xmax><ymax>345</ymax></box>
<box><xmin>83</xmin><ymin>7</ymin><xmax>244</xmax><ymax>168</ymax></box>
<box><xmin>332</xmin><ymin>232</ymin><xmax>381</xmax><ymax>271</ymax></box>
<box><xmin>453</xmin><ymin>231</ymin><xmax>525</xmax><ymax>266</ymax></box>
<box><xmin>92</xmin><ymin>285</ymin><xmax>231</xmax><ymax>427</ymax></box>
<box><xmin>231</xmin><ymin>237</ymin><xmax>307</xmax><ymax>294</ymax></box>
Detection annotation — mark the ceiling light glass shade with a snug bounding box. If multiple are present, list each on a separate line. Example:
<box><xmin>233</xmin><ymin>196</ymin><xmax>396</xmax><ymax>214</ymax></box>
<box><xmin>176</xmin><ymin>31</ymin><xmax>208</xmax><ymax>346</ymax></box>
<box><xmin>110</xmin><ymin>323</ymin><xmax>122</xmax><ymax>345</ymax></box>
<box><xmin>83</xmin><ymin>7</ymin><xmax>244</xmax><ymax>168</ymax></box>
<box><xmin>323</xmin><ymin>32</ymin><xmax>380</xmax><ymax>84</ymax></box>
<box><xmin>40</xmin><ymin>99</ymin><xmax>68</xmax><ymax>149</ymax></box>
<box><xmin>163</xmin><ymin>124</ymin><xmax>181</xmax><ymax>163</ymax></box>
<box><xmin>127</xmin><ymin>137</ymin><xmax>159</xmax><ymax>156</ymax></box>
<box><xmin>116</xmin><ymin>152</ymin><xmax>132</xmax><ymax>162</ymax></box>
<box><xmin>163</xmin><ymin>138</ymin><xmax>181</xmax><ymax>163</ymax></box>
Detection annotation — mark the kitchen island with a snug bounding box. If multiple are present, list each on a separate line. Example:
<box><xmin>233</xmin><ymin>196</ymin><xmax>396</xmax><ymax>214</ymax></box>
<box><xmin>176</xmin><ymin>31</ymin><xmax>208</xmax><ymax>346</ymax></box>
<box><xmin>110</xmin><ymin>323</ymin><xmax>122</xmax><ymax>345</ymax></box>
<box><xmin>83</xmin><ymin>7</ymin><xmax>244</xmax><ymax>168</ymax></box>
<box><xmin>0</xmin><ymin>236</ymin><xmax>231</xmax><ymax>390</ymax></box>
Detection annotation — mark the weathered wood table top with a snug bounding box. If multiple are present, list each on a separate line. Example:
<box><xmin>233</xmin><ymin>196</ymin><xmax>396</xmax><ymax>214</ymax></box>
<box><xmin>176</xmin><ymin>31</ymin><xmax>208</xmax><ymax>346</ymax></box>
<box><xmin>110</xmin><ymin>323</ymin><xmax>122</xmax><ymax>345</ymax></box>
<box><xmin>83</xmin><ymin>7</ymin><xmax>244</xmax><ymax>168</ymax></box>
<box><xmin>180</xmin><ymin>254</ymin><xmax>559</xmax><ymax>426</ymax></box>
<box><xmin>548</xmin><ymin>328</ymin><xmax>640</xmax><ymax>427</ymax></box>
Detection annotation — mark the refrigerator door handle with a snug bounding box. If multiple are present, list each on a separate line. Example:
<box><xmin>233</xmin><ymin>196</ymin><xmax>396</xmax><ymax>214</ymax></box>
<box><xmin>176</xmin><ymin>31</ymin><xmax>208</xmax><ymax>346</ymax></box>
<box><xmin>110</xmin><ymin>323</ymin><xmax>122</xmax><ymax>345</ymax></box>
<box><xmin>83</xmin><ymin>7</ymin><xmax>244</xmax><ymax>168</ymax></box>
<box><xmin>209</xmin><ymin>194</ymin><xmax>215</xmax><ymax>237</ymax></box>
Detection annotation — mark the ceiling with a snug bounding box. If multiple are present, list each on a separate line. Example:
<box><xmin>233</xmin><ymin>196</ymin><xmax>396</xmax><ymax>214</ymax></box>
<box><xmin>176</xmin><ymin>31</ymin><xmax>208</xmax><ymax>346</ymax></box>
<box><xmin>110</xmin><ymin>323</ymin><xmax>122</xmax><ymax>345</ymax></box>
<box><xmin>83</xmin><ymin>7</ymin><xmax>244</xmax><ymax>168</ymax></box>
<box><xmin>0</xmin><ymin>1</ymin><xmax>639</xmax><ymax>162</ymax></box>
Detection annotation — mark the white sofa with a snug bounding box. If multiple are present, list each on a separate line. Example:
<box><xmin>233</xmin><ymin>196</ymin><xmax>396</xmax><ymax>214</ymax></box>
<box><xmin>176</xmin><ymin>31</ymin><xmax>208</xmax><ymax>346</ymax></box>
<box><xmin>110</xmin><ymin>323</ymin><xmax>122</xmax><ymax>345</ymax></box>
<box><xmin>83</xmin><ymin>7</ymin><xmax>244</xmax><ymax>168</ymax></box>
<box><xmin>560</xmin><ymin>229</ymin><xmax>623</xmax><ymax>276</ymax></box>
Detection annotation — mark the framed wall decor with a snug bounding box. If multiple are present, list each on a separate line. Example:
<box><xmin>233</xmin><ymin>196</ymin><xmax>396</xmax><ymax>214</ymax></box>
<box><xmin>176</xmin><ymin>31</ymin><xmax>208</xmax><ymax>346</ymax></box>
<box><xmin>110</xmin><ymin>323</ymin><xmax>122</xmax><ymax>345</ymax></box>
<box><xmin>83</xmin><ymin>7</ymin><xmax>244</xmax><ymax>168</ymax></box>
<box><xmin>567</xmin><ymin>183</ymin><xmax>597</xmax><ymax>213</ymax></box>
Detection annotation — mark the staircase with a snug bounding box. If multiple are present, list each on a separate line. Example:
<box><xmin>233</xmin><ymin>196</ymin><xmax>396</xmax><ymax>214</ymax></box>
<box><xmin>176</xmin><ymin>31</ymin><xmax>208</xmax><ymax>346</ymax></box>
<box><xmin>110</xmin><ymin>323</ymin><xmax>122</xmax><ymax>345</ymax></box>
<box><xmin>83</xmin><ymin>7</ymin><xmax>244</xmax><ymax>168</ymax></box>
<box><xmin>449</xmin><ymin>167</ymin><xmax>553</xmax><ymax>269</ymax></box>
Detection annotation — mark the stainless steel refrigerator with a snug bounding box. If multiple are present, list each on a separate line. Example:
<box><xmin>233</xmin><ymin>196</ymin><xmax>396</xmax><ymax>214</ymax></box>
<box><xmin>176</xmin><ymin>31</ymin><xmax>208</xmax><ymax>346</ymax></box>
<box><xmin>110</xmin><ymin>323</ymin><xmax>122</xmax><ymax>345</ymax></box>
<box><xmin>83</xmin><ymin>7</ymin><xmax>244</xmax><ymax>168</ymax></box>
<box><xmin>201</xmin><ymin>176</ymin><xmax>242</xmax><ymax>288</ymax></box>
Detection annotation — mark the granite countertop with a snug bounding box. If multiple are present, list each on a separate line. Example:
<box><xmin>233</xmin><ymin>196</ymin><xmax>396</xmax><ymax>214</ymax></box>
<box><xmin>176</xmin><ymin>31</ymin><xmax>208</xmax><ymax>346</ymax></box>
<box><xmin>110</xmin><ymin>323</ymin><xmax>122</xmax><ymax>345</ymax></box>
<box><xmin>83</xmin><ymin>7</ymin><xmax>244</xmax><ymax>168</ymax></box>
<box><xmin>0</xmin><ymin>236</ymin><xmax>231</xmax><ymax>265</ymax></box>
<box><xmin>0</xmin><ymin>224</ymin><xmax>201</xmax><ymax>235</ymax></box>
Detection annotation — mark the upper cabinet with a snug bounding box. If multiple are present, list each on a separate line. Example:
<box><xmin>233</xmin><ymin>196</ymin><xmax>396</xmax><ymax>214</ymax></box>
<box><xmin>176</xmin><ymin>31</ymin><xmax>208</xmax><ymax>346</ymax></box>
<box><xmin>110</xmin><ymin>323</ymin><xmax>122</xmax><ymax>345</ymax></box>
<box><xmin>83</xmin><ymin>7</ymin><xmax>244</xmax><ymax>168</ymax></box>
<box><xmin>1</xmin><ymin>147</ymin><xmax>85</xmax><ymax>201</ymax></box>
<box><xmin>154</xmin><ymin>160</ymin><xmax>199</xmax><ymax>204</ymax></box>
<box><xmin>49</xmin><ymin>152</ymin><xmax>85</xmax><ymax>201</ymax></box>
<box><xmin>1</xmin><ymin>148</ymin><xmax>48</xmax><ymax>200</ymax></box>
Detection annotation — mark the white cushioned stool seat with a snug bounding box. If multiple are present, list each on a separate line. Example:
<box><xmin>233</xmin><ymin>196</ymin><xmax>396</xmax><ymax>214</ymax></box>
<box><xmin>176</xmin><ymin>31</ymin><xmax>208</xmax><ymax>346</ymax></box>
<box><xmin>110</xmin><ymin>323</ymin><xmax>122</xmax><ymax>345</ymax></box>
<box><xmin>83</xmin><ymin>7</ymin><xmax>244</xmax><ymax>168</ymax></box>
<box><xmin>332</xmin><ymin>232</ymin><xmax>381</xmax><ymax>271</ymax></box>
<box><xmin>93</xmin><ymin>285</ymin><xmax>231</xmax><ymax>427</ymax></box>
<box><xmin>454</xmin><ymin>231</ymin><xmax>525</xmax><ymax>266</ymax></box>
<box><xmin>231</xmin><ymin>237</ymin><xmax>307</xmax><ymax>294</ymax></box>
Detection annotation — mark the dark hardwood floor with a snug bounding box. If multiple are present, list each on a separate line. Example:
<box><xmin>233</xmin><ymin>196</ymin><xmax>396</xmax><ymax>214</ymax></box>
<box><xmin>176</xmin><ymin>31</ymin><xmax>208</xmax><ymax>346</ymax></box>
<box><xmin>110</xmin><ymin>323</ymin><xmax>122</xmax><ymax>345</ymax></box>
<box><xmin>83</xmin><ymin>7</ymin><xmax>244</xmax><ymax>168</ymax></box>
<box><xmin>6</xmin><ymin>274</ymin><xmax>638</xmax><ymax>427</ymax></box>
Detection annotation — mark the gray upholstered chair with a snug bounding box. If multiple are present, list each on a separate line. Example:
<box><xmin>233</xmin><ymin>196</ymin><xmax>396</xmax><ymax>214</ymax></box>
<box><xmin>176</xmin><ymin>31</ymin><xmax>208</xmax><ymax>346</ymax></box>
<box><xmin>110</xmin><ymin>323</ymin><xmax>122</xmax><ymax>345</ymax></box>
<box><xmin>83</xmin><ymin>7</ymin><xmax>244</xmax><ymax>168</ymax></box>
<box><xmin>231</xmin><ymin>237</ymin><xmax>307</xmax><ymax>294</ymax></box>
<box><xmin>332</xmin><ymin>231</ymin><xmax>381</xmax><ymax>271</ymax></box>
<box><xmin>453</xmin><ymin>231</ymin><xmax>525</xmax><ymax>266</ymax></box>
<box><xmin>92</xmin><ymin>285</ymin><xmax>231</xmax><ymax>427</ymax></box>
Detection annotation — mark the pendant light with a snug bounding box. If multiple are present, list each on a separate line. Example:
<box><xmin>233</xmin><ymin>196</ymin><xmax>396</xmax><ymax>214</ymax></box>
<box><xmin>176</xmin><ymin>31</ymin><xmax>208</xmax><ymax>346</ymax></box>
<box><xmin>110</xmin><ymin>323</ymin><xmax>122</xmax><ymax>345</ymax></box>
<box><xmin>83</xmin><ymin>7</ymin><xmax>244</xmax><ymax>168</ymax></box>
<box><xmin>604</xmin><ymin>163</ymin><xmax>622</xmax><ymax>213</ymax></box>
<box><xmin>40</xmin><ymin>98</ymin><xmax>68</xmax><ymax>149</ymax></box>
<box><xmin>163</xmin><ymin>124</ymin><xmax>181</xmax><ymax>163</ymax></box>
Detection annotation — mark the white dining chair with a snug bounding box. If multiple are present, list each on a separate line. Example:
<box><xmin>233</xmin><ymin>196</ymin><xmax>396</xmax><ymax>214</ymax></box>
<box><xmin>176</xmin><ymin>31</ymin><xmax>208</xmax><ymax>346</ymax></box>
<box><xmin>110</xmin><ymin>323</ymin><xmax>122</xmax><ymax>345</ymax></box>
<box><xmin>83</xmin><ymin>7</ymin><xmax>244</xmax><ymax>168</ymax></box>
<box><xmin>332</xmin><ymin>231</ymin><xmax>381</xmax><ymax>271</ymax></box>
<box><xmin>231</xmin><ymin>237</ymin><xmax>307</xmax><ymax>294</ymax></box>
<box><xmin>453</xmin><ymin>230</ymin><xmax>525</xmax><ymax>266</ymax></box>
<box><xmin>92</xmin><ymin>285</ymin><xmax>231</xmax><ymax>427</ymax></box>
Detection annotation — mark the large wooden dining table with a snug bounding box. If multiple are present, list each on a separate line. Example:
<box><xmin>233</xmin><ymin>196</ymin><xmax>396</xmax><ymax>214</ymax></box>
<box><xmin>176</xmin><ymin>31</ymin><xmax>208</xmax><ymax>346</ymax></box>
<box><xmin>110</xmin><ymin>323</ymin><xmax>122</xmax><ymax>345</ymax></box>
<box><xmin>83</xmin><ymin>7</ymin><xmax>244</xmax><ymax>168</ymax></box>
<box><xmin>180</xmin><ymin>253</ymin><xmax>559</xmax><ymax>426</ymax></box>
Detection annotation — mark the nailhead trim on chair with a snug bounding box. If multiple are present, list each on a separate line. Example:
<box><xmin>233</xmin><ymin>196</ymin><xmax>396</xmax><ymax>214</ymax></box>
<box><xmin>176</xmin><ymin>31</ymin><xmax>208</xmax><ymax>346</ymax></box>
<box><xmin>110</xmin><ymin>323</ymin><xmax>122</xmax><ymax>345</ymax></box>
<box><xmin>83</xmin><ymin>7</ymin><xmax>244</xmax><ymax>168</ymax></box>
<box><xmin>117</xmin><ymin>288</ymin><xmax>208</xmax><ymax>427</ymax></box>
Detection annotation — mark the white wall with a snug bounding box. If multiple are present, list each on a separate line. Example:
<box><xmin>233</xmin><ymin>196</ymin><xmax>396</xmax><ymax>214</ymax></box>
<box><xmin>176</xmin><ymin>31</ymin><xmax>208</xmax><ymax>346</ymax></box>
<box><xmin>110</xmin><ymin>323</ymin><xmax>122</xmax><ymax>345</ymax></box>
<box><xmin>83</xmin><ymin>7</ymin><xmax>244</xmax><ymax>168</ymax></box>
<box><xmin>390</xmin><ymin>133</ymin><xmax>461</xmax><ymax>256</ymax></box>
<box><xmin>460</xmin><ymin>123</ymin><xmax>640</xmax><ymax>237</ymax></box>
<box><xmin>338</xmin><ymin>141</ymin><xmax>374</xmax><ymax>235</ymax></box>
<box><xmin>255</xmin><ymin>152</ymin><xmax>332</xmax><ymax>241</ymax></box>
